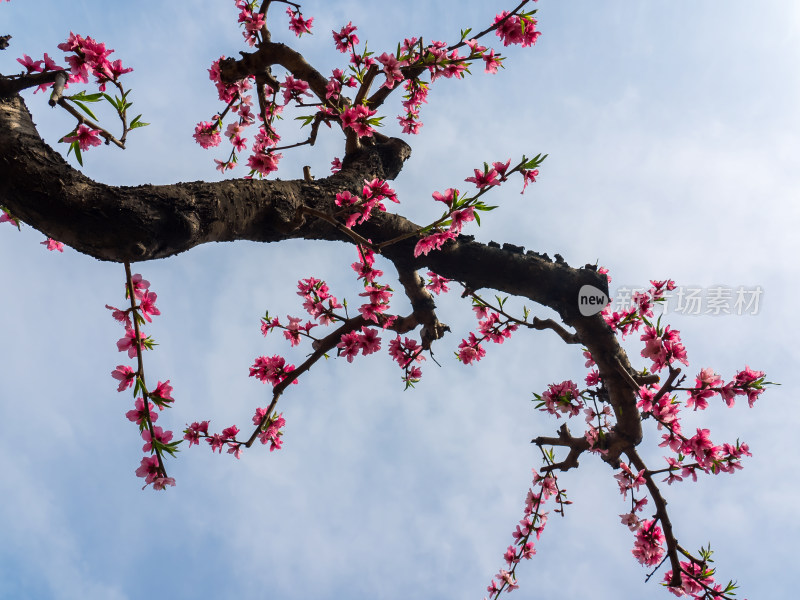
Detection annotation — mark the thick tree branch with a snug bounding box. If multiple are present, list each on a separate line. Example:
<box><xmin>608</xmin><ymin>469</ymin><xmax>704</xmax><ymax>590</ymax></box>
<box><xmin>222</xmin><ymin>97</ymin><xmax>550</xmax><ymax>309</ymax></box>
<box><xmin>0</xmin><ymin>69</ymin><xmax>62</xmax><ymax>97</ymax></box>
<box><xmin>0</xmin><ymin>91</ymin><xmax>643</xmax><ymax>459</ymax></box>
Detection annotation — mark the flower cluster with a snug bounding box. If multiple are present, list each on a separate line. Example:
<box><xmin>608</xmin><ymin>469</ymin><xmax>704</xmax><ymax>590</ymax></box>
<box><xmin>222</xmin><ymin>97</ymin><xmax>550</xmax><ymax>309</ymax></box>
<box><xmin>191</xmin><ymin>2</ymin><xmax>546</xmax><ymax>179</ymax></box>
<box><xmin>235</xmin><ymin>0</ymin><xmax>267</xmax><ymax>47</ymax></box>
<box><xmin>17</xmin><ymin>31</ymin><xmax>143</xmax><ymax>167</ymax></box>
<box><xmin>335</xmin><ymin>178</ymin><xmax>399</xmax><ymax>229</ymax></box>
<box><xmin>494</xmin><ymin>10</ymin><xmax>541</xmax><ymax>48</ymax></box>
<box><xmin>535</xmin><ymin>380</ymin><xmax>584</xmax><ymax>418</ymax></box>
<box><xmin>414</xmin><ymin>156</ymin><xmax>545</xmax><ymax>258</ymax></box>
<box><xmin>456</xmin><ymin>294</ymin><xmax>523</xmax><ymax>365</ymax></box>
<box><xmin>287</xmin><ymin>7</ymin><xmax>313</xmax><ymax>37</ymax></box>
<box><xmin>108</xmin><ymin>270</ymin><xmax>178</xmax><ymax>490</ymax></box>
<box><xmin>485</xmin><ymin>463</ymin><xmax>562</xmax><ymax>599</ymax></box>
<box><xmin>56</xmin><ymin>31</ymin><xmax>133</xmax><ymax>90</ymax></box>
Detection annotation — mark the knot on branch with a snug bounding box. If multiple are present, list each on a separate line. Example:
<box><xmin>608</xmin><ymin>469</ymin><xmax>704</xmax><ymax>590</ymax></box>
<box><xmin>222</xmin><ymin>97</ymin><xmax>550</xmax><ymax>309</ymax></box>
<box><xmin>340</xmin><ymin>135</ymin><xmax>412</xmax><ymax>181</ymax></box>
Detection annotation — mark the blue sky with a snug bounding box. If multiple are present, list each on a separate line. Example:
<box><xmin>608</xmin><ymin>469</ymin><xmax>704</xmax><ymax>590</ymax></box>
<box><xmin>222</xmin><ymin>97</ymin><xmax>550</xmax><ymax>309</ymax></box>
<box><xmin>1</xmin><ymin>1</ymin><xmax>798</xmax><ymax>599</ymax></box>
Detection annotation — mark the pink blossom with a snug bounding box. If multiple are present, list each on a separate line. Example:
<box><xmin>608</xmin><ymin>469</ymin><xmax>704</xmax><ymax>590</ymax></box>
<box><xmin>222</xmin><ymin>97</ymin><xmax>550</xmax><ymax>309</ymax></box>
<box><xmin>152</xmin><ymin>477</ymin><xmax>176</xmax><ymax>490</ymax></box>
<box><xmin>425</xmin><ymin>272</ymin><xmax>451</xmax><ymax>295</ymax></box>
<box><xmin>130</xmin><ymin>274</ymin><xmax>150</xmax><ymax>298</ymax></box>
<box><xmin>135</xmin><ymin>455</ymin><xmax>161</xmax><ymax>484</ymax></box>
<box><xmin>521</xmin><ymin>541</ymin><xmax>536</xmax><ymax>560</ymax></box>
<box><xmin>111</xmin><ymin>365</ymin><xmax>135</xmax><ymax>392</ymax></box>
<box><xmin>183</xmin><ymin>420</ymin><xmax>209</xmax><ymax>447</ymax></box>
<box><xmin>359</xmin><ymin>326</ymin><xmax>382</xmax><ymax>355</ymax></box>
<box><xmin>105</xmin><ymin>303</ymin><xmax>131</xmax><ymax>327</ymax></box>
<box><xmin>215</xmin><ymin>159</ymin><xmax>234</xmax><ymax>173</ymax></box>
<box><xmin>247</xmin><ymin>151</ymin><xmax>282</xmax><ymax>177</ymax></box>
<box><xmin>207</xmin><ymin>433</ymin><xmax>225</xmax><ymax>453</ymax></box>
<box><xmin>193</xmin><ymin>121</ymin><xmax>221</xmax><ymax>148</ymax></box>
<box><xmin>337</xmin><ymin>331</ymin><xmax>361</xmax><ymax>363</ymax></box>
<box><xmin>684</xmin><ymin>428</ymin><xmax>719</xmax><ymax>469</ymax></box>
<box><xmin>631</xmin><ymin>520</ymin><xmax>665</xmax><ymax>566</ymax></box>
<box><xmin>258</xmin><ymin>413</ymin><xmax>286</xmax><ymax>451</ymax></box>
<box><xmin>332</xmin><ymin>22</ymin><xmax>359</xmax><ymax>52</ymax></box>
<box><xmin>432</xmin><ymin>188</ymin><xmax>458</xmax><ymax>206</ymax></box>
<box><xmin>40</xmin><ymin>238</ymin><xmax>64</xmax><ymax>252</ymax></box>
<box><xmin>539</xmin><ymin>380</ymin><xmax>583</xmax><ymax>418</ymax></box>
<box><xmin>222</xmin><ymin>425</ymin><xmax>240</xmax><ymax>439</ymax></box>
<box><xmin>494</xmin><ymin>11</ymin><xmax>541</xmax><ymax>47</ymax></box>
<box><xmin>520</xmin><ymin>169</ymin><xmax>539</xmax><ymax>194</ymax></box>
<box><xmin>614</xmin><ymin>463</ymin><xmax>646</xmax><ymax>498</ymax></box>
<box><xmin>363</xmin><ymin>178</ymin><xmax>398</xmax><ymax>203</ymax></box>
<box><xmin>398</xmin><ymin>113</ymin><xmax>422</xmax><ymax>134</ymax></box>
<box><xmin>465</xmin><ymin>167</ymin><xmax>500</xmax><ymax>189</ymax></box>
<box><xmin>413</xmin><ymin>231</ymin><xmax>455</xmax><ymax>257</ymax></box>
<box><xmin>126</xmin><ymin>397</ymin><xmax>157</xmax><ymax>426</ymax></box>
<box><xmin>331</xmin><ymin>157</ymin><xmax>342</xmax><ymax>173</ymax></box>
<box><xmin>352</xmin><ymin>246</ymin><xmax>383</xmax><ymax>282</ymax></box>
<box><xmin>62</xmin><ymin>124</ymin><xmax>103</xmax><ymax>151</ymax></box>
<box><xmin>377</xmin><ymin>52</ymin><xmax>404</xmax><ymax>89</ymax></box>
<box><xmin>117</xmin><ymin>327</ymin><xmax>146</xmax><ymax>358</ymax></box>
<box><xmin>636</xmin><ymin>385</ymin><xmax>659</xmax><ymax>413</ymax></box>
<box><xmin>449</xmin><ymin>207</ymin><xmax>475</xmax><ymax>234</ymax></box>
<box><xmin>141</xmin><ymin>425</ymin><xmax>173</xmax><ymax>452</ymax></box>
<box><xmin>585</xmin><ymin>369</ymin><xmax>600</xmax><ymax>386</ymax></box>
<box><xmin>340</xmin><ymin>104</ymin><xmax>378</xmax><ymax>137</ymax></box>
<box><xmin>483</xmin><ymin>49</ymin><xmax>503</xmax><ymax>73</ymax></box>
<box><xmin>0</xmin><ymin>210</ymin><xmax>16</xmax><ymax>227</ymax></box>
<box><xmin>735</xmin><ymin>365</ymin><xmax>765</xmax><ymax>407</ymax></box>
<box><xmin>16</xmin><ymin>53</ymin><xmax>43</xmax><ymax>73</ymax></box>
<box><xmin>287</xmin><ymin>8</ymin><xmax>313</xmax><ymax>36</ymax></box>
<box><xmin>249</xmin><ymin>354</ymin><xmax>297</xmax><ymax>386</ymax></box>
<box><xmin>151</xmin><ymin>380</ymin><xmax>174</xmax><ymax>404</ymax></box>
<box><xmin>138</xmin><ymin>290</ymin><xmax>160</xmax><ymax>322</ymax></box>
<box><xmin>457</xmin><ymin>333</ymin><xmax>486</xmax><ymax>365</ymax></box>
<box><xmin>620</xmin><ymin>512</ymin><xmax>640</xmax><ymax>531</ymax></box>
<box><xmin>503</xmin><ymin>545</ymin><xmax>518</xmax><ymax>566</ymax></box>
<box><xmin>282</xmin><ymin>75</ymin><xmax>312</xmax><ymax>105</ymax></box>
<box><xmin>389</xmin><ymin>336</ymin><xmax>425</xmax><ymax>368</ymax></box>
<box><xmin>335</xmin><ymin>190</ymin><xmax>359</xmax><ymax>207</ymax></box>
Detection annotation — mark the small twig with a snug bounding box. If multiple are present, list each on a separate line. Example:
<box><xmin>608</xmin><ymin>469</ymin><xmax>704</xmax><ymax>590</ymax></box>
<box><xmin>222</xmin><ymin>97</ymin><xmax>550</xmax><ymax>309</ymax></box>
<box><xmin>47</xmin><ymin>71</ymin><xmax>68</xmax><ymax>106</ymax></box>
<box><xmin>299</xmin><ymin>205</ymin><xmax>376</xmax><ymax>250</ymax></box>
<box><xmin>531</xmin><ymin>316</ymin><xmax>580</xmax><ymax>344</ymax></box>
<box><xmin>533</xmin><ymin>424</ymin><xmax>589</xmax><ymax>472</ymax></box>
<box><xmin>614</xmin><ymin>359</ymin><xmax>643</xmax><ymax>391</ymax></box>
<box><xmin>651</xmin><ymin>367</ymin><xmax>682</xmax><ymax>404</ymax></box>
<box><xmin>57</xmin><ymin>97</ymin><xmax>125</xmax><ymax>149</ymax></box>
<box><xmin>625</xmin><ymin>447</ymin><xmax>681</xmax><ymax>587</ymax></box>
<box><xmin>243</xmin><ymin>315</ymin><xmax>367</xmax><ymax>448</ymax></box>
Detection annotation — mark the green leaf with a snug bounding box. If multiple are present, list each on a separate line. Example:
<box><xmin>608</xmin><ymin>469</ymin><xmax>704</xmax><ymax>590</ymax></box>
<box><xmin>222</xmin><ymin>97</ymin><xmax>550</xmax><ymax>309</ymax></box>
<box><xmin>70</xmin><ymin>91</ymin><xmax>103</xmax><ymax>102</ymax></box>
<box><xmin>129</xmin><ymin>114</ymin><xmax>150</xmax><ymax>129</ymax></box>
<box><xmin>522</xmin><ymin>153</ymin><xmax>548</xmax><ymax>170</ymax></box>
<box><xmin>294</xmin><ymin>114</ymin><xmax>315</xmax><ymax>128</ymax></box>
<box><xmin>103</xmin><ymin>93</ymin><xmax>121</xmax><ymax>111</ymax></box>
<box><xmin>73</xmin><ymin>142</ymin><xmax>83</xmax><ymax>166</ymax></box>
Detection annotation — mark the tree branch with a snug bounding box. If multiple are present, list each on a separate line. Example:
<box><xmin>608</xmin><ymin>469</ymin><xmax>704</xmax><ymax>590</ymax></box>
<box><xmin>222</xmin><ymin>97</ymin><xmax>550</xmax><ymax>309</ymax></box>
<box><xmin>0</xmin><ymin>92</ymin><xmax>644</xmax><ymax>467</ymax></box>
